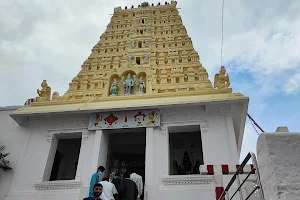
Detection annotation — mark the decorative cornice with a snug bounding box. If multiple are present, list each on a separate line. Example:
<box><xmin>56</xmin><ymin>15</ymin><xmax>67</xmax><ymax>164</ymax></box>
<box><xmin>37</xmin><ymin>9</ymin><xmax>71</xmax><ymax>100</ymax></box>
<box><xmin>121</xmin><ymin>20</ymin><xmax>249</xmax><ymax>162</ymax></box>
<box><xmin>162</xmin><ymin>175</ymin><xmax>213</xmax><ymax>185</ymax></box>
<box><xmin>34</xmin><ymin>180</ymin><xmax>82</xmax><ymax>190</ymax></box>
<box><xmin>160</xmin><ymin>125</ymin><xmax>167</xmax><ymax>136</ymax></box>
<box><xmin>83</xmin><ymin>131</ymin><xmax>89</xmax><ymax>140</ymax></box>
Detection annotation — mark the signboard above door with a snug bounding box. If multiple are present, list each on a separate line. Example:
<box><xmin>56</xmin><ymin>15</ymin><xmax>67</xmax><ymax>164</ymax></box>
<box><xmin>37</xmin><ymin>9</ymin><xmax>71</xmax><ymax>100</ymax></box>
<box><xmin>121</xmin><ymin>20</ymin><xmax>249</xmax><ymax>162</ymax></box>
<box><xmin>88</xmin><ymin>109</ymin><xmax>160</xmax><ymax>130</ymax></box>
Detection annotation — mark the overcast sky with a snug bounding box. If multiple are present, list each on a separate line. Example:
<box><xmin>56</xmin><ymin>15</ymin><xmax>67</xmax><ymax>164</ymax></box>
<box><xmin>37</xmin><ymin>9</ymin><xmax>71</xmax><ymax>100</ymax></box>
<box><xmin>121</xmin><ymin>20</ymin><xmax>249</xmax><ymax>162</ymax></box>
<box><xmin>1</xmin><ymin>0</ymin><xmax>300</xmax><ymax>160</ymax></box>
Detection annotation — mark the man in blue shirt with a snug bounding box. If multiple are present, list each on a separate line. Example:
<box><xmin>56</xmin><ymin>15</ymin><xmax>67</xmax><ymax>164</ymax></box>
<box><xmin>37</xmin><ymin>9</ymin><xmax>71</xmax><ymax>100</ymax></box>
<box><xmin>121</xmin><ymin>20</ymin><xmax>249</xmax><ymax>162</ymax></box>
<box><xmin>89</xmin><ymin>166</ymin><xmax>106</xmax><ymax>197</ymax></box>
<box><xmin>84</xmin><ymin>183</ymin><xmax>103</xmax><ymax>200</ymax></box>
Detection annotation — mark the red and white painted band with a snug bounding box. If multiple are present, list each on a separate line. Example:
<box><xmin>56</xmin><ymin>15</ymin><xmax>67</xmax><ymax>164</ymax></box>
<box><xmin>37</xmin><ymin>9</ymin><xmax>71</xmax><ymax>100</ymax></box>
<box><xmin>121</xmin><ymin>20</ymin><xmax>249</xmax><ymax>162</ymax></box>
<box><xmin>200</xmin><ymin>164</ymin><xmax>254</xmax><ymax>175</ymax></box>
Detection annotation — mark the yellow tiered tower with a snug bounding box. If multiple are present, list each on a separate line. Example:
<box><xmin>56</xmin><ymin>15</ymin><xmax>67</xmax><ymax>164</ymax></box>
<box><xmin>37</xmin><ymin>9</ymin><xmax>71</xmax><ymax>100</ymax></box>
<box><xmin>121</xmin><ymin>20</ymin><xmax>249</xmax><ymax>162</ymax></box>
<box><xmin>15</xmin><ymin>1</ymin><xmax>245</xmax><ymax>115</ymax></box>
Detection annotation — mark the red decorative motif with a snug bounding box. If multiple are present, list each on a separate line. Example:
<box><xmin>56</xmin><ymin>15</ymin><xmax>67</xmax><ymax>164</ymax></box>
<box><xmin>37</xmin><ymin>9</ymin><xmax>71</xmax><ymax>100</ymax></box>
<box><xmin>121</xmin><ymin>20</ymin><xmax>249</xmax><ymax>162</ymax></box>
<box><xmin>207</xmin><ymin>165</ymin><xmax>214</xmax><ymax>174</ymax></box>
<box><xmin>215</xmin><ymin>187</ymin><xmax>224</xmax><ymax>200</ymax></box>
<box><xmin>124</xmin><ymin>114</ymin><xmax>128</xmax><ymax>123</ymax></box>
<box><xmin>221</xmin><ymin>165</ymin><xmax>229</xmax><ymax>174</ymax></box>
<box><xmin>104</xmin><ymin>113</ymin><xmax>119</xmax><ymax>128</ymax></box>
<box><xmin>134</xmin><ymin>111</ymin><xmax>146</xmax><ymax>126</ymax></box>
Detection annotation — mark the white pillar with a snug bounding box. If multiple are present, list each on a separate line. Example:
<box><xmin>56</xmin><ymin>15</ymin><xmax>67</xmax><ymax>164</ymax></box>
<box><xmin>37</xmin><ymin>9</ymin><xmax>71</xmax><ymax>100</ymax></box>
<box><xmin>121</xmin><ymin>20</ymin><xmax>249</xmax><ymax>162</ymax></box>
<box><xmin>145</xmin><ymin>127</ymin><xmax>154</xmax><ymax>184</ymax></box>
<box><xmin>200</xmin><ymin>124</ymin><xmax>211</xmax><ymax>165</ymax></box>
<box><xmin>162</xmin><ymin>126</ymin><xmax>169</xmax><ymax>175</ymax></box>
<box><xmin>98</xmin><ymin>131</ymin><xmax>109</xmax><ymax>176</ymax></box>
<box><xmin>75</xmin><ymin>131</ymin><xmax>89</xmax><ymax>181</ymax></box>
<box><xmin>90</xmin><ymin>130</ymin><xmax>103</xmax><ymax>174</ymax></box>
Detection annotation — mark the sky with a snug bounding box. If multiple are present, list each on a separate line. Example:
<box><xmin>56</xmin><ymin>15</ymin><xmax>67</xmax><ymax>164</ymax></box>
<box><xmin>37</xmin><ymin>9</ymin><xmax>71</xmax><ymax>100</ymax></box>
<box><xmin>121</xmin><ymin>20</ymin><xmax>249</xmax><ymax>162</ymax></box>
<box><xmin>0</xmin><ymin>0</ymin><xmax>299</xmax><ymax>161</ymax></box>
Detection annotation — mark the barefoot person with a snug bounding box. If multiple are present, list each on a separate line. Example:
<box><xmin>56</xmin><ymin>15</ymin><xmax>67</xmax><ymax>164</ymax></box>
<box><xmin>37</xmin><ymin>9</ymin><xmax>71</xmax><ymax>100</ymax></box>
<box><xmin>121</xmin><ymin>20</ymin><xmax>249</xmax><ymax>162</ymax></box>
<box><xmin>83</xmin><ymin>183</ymin><xmax>103</xmax><ymax>200</ymax></box>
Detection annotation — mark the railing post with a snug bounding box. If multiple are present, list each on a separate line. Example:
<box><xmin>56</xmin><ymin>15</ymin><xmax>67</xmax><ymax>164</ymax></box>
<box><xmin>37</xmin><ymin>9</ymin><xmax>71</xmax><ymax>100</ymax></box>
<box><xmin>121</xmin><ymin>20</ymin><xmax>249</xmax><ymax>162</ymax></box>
<box><xmin>236</xmin><ymin>175</ymin><xmax>244</xmax><ymax>200</ymax></box>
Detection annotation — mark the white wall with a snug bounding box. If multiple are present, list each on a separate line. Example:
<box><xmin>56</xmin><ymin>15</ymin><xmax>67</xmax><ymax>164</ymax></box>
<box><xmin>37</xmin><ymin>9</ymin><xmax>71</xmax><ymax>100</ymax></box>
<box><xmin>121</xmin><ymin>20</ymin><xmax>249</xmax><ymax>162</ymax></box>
<box><xmin>0</xmin><ymin>108</ymin><xmax>28</xmax><ymax>200</ymax></box>
<box><xmin>0</xmin><ymin>110</ymin><xmax>95</xmax><ymax>200</ymax></box>
<box><xmin>145</xmin><ymin>103</ymin><xmax>240</xmax><ymax>200</ymax></box>
<box><xmin>257</xmin><ymin>131</ymin><xmax>300</xmax><ymax>200</ymax></box>
<box><xmin>0</xmin><ymin>102</ymin><xmax>240</xmax><ymax>200</ymax></box>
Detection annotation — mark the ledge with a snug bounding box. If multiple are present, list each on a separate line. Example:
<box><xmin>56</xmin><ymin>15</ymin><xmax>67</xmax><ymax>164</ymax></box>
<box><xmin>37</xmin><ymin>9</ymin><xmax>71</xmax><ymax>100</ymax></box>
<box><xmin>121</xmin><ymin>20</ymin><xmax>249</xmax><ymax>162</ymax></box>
<box><xmin>12</xmin><ymin>92</ymin><xmax>246</xmax><ymax>116</ymax></box>
<box><xmin>34</xmin><ymin>180</ymin><xmax>82</xmax><ymax>190</ymax></box>
<box><xmin>161</xmin><ymin>175</ymin><xmax>213</xmax><ymax>185</ymax></box>
<box><xmin>31</xmin><ymin>88</ymin><xmax>233</xmax><ymax>107</ymax></box>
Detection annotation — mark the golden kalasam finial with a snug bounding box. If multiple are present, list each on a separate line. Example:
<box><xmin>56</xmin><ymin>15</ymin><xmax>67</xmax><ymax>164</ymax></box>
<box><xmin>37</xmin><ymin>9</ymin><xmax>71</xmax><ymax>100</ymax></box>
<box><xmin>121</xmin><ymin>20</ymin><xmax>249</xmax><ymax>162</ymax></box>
<box><xmin>36</xmin><ymin>80</ymin><xmax>51</xmax><ymax>101</ymax></box>
<box><xmin>214</xmin><ymin>66</ymin><xmax>230</xmax><ymax>89</ymax></box>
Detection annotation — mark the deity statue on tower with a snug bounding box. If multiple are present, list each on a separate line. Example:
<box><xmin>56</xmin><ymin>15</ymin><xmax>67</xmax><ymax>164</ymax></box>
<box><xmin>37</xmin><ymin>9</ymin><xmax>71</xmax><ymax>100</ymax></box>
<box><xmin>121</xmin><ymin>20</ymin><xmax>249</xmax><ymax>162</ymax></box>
<box><xmin>214</xmin><ymin>66</ymin><xmax>230</xmax><ymax>89</ymax></box>
<box><xmin>136</xmin><ymin>77</ymin><xmax>145</xmax><ymax>95</ymax></box>
<box><xmin>121</xmin><ymin>73</ymin><xmax>136</xmax><ymax>96</ymax></box>
<box><xmin>110</xmin><ymin>78</ymin><xmax>119</xmax><ymax>96</ymax></box>
<box><xmin>36</xmin><ymin>80</ymin><xmax>51</xmax><ymax>101</ymax></box>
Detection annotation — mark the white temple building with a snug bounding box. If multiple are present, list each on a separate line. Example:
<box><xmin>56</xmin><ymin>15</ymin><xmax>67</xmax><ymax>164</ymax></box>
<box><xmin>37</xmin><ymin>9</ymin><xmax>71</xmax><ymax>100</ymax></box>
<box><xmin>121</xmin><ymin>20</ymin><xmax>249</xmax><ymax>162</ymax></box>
<box><xmin>0</xmin><ymin>2</ymin><xmax>259</xmax><ymax>200</ymax></box>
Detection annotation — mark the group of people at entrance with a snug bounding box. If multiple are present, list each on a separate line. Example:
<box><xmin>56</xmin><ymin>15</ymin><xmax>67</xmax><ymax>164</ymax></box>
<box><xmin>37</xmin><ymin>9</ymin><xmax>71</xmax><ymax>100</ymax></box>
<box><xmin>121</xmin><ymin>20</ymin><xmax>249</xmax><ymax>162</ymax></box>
<box><xmin>84</xmin><ymin>166</ymin><xmax>143</xmax><ymax>200</ymax></box>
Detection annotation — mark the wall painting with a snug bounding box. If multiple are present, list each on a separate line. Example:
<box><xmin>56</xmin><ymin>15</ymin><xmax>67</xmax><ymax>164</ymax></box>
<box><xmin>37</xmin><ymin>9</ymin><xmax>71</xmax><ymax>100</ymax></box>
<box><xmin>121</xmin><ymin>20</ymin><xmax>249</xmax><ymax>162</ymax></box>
<box><xmin>88</xmin><ymin>109</ymin><xmax>160</xmax><ymax>130</ymax></box>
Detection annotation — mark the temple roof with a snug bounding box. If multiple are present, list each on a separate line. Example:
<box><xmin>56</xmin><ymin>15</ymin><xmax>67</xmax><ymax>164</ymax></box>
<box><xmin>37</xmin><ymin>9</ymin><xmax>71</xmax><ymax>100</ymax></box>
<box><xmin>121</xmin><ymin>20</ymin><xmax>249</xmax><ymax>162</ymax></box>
<box><xmin>14</xmin><ymin>1</ymin><xmax>241</xmax><ymax>114</ymax></box>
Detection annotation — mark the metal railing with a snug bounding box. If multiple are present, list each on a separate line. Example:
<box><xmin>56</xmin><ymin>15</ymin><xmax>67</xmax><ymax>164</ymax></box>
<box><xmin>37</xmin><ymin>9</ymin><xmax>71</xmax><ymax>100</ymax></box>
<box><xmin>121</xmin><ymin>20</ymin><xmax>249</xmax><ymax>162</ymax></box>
<box><xmin>218</xmin><ymin>152</ymin><xmax>265</xmax><ymax>200</ymax></box>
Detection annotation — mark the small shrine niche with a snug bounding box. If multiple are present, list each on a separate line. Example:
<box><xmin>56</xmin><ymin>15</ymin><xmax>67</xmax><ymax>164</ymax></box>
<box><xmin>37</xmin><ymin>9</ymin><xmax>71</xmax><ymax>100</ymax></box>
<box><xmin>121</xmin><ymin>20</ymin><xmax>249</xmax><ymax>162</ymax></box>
<box><xmin>108</xmin><ymin>71</ymin><xmax>147</xmax><ymax>97</ymax></box>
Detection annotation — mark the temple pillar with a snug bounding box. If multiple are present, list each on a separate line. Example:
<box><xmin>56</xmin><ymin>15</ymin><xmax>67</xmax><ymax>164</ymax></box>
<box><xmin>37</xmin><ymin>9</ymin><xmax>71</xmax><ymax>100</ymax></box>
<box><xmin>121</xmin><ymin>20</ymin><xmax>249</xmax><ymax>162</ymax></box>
<box><xmin>90</xmin><ymin>130</ymin><xmax>102</xmax><ymax>175</ymax></box>
<box><xmin>161</xmin><ymin>126</ymin><xmax>169</xmax><ymax>175</ymax></box>
<box><xmin>75</xmin><ymin>131</ymin><xmax>89</xmax><ymax>181</ymax></box>
<box><xmin>145</xmin><ymin>127</ymin><xmax>158</xmax><ymax>200</ymax></box>
<box><xmin>145</xmin><ymin>127</ymin><xmax>154</xmax><ymax>184</ymax></box>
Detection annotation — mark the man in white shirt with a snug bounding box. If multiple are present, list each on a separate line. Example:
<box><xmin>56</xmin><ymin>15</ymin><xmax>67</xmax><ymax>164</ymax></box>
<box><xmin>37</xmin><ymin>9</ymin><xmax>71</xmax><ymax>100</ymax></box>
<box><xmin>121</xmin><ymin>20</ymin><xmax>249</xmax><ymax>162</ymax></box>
<box><xmin>130</xmin><ymin>173</ymin><xmax>143</xmax><ymax>200</ymax></box>
<box><xmin>99</xmin><ymin>178</ymin><xmax>118</xmax><ymax>200</ymax></box>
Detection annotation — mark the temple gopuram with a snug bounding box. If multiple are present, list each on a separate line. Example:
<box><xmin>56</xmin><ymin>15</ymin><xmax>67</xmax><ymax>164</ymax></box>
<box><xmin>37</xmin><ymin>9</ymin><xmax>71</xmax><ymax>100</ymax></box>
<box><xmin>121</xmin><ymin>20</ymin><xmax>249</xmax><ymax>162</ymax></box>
<box><xmin>0</xmin><ymin>2</ymin><xmax>255</xmax><ymax>200</ymax></box>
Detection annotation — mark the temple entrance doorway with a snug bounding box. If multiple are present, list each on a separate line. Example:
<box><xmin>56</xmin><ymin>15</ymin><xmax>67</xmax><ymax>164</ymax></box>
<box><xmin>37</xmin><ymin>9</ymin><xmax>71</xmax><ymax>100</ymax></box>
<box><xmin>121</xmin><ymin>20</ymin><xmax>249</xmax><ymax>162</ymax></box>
<box><xmin>105</xmin><ymin>128</ymin><xmax>146</xmax><ymax>199</ymax></box>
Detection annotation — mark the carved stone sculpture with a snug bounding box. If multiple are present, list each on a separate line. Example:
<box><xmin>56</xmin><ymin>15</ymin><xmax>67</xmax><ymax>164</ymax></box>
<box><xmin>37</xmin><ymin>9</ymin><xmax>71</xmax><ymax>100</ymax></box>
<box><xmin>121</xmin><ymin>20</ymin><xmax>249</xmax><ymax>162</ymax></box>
<box><xmin>127</xmin><ymin>55</ymin><xmax>134</xmax><ymax>62</ymax></box>
<box><xmin>121</xmin><ymin>73</ymin><xmax>136</xmax><ymax>96</ymax></box>
<box><xmin>136</xmin><ymin>77</ymin><xmax>145</xmax><ymax>95</ymax></box>
<box><xmin>52</xmin><ymin>92</ymin><xmax>64</xmax><ymax>100</ymax></box>
<box><xmin>131</xmin><ymin>40</ymin><xmax>135</xmax><ymax>48</ymax></box>
<box><xmin>214</xmin><ymin>66</ymin><xmax>230</xmax><ymax>89</ymax></box>
<box><xmin>143</xmin><ymin>39</ymin><xmax>149</xmax><ymax>47</ymax></box>
<box><xmin>36</xmin><ymin>80</ymin><xmax>51</xmax><ymax>101</ymax></box>
<box><xmin>143</xmin><ymin>54</ymin><xmax>149</xmax><ymax>61</ymax></box>
<box><xmin>110</xmin><ymin>78</ymin><xmax>119</xmax><ymax>96</ymax></box>
<box><xmin>182</xmin><ymin>151</ymin><xmax>192</xmax><ymax>175</ymax></box>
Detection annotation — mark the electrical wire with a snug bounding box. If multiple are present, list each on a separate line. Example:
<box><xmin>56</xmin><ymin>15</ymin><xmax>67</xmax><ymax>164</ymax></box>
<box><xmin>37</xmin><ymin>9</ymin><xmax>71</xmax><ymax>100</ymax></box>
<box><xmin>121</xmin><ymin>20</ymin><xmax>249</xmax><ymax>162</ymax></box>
<box><xmin>220</xmin><ymin>0</ymin><xmax>225</xmax><ymax>66</ymax></box>
<box><xmin>249</xmin><ymin>117</ymin><xmax>260</xmax><ymax>136</ymax></box>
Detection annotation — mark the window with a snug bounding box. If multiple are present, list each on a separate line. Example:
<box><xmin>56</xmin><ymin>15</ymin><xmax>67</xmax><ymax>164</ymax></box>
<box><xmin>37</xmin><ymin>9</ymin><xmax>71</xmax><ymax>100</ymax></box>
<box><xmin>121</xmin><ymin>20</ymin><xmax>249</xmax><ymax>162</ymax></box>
<box><xmin>48</xmin><ymin>133</ymin><xmax>82</xmax><ymax>181</ymax></box>
<box><xmin>168</xmin><ymin>125</ymin><xmax>203</xmax><ymax>175</ymax></box>
<box><xmin>138</xmin><ymin>41</ymin><xmax>142</xmax><ymax>48</ymax></box>
<box><xmin>142</xmin><ymin>19</ymin><xmax>144</xmax><ymax>24</ymax></box>
<box><xmin>136</xmin><ymin>57</ymin><xmax>141</xmax><ymax>65</ymax></box>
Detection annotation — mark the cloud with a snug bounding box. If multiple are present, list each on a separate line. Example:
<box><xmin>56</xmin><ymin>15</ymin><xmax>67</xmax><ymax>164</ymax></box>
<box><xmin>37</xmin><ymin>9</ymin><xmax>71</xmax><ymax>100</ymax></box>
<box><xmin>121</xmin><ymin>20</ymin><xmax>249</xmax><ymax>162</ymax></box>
<box><xmin>1</xmin><ymin>0</ymin><xmax>300</xmax><ymax>106</ymax></box>
<box><xmin>283</xmin><ymin>72</ymin><xmax>300</xmax><ymax>94</ymax></box>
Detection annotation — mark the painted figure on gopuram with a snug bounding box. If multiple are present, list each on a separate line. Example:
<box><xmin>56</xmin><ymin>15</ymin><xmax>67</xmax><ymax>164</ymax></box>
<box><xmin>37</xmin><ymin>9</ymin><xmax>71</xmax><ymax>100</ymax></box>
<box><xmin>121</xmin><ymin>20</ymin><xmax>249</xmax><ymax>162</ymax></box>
<box><xmin>121</xmin><ymin>73</ymin><xmax>136</xmax><ymax>95</ymax></box>
<box><xmin>110</xmin><ymin>78</ymin><xmax>119</xmax><ymax>96</ymax></box>
<box><xmin>136</xmin><ymin>77</ymin><xmax>145</xmax><ymax>95</ymax></box>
